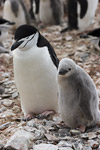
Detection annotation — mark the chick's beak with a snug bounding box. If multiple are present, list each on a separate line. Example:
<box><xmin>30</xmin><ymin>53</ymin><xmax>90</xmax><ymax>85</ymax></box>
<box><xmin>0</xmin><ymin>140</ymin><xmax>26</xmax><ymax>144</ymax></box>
<box><xmin>59</xmin><ymin>69</ymin><xmax>68</xmax><ymax>75</ymax></box>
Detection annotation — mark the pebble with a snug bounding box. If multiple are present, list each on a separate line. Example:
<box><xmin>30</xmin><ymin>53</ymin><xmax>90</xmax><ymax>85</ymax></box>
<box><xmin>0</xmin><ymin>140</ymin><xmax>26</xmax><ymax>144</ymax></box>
<box><xmin>81</xmin><ymin>133</ymin><xmax>88</xmax><ymax>140</ymax></box>
<box><xmin>70</xmin><ymin>129</ymin><xmax>81</xmax><ymax>135</ymax></box>
<box><xmin>0</xmin><ymin>86</ymin><xmax>5</xmax><ymax>95</ymax></box>
<box><xmin>58</xmin><ymin>128</ymin><xmax>70</xmax><ymax>137</ymax></box>
<box><xmin>12</xmin><ymin>92</ymin><xmax>18</xmax><ymax>99</ymax></box>
<box><xmin>83</xmin><ymin>146</ymin><xmax>92</xmax><ymax>150</ymax></box>
<box><xmin>2</xmin><ymin>99</ymin><xmax>13</xmax><ymax>107</ymax></box>
<box><xmin>87</xmin><ymin>140</ymin><xmax>99</xmax><ymax>148</ymax></box>
<box><xmin>5</xmin><ymin>129</ymin><xmax>34</xmax><ymax>149</ymax></box>
<box><xmin>45</xmin><ymin>134</ymin><xmax>59</xmax><ymax>141</ymax></box>
<box><xmin>59</xmin><ymin>148</ymin><xmax>73</xmax><ymax>150</ymax></box>
<box><xmin>0</xmin><ymin>110</ymin><xmax>16</xmax><ymax>118</ymax></box>
<box><xmin>72</xmin><ymin>142</ymin><xmax>83</xmax><ymax>150</ymax></box>
<box><xmin>33</xmin><ymin>144</ymin><xmax>58</xmax><ymax>150</ymax></box>
<box><xmin>0</xmin><ymin>122</ymin><xmax>11</xmax><ymax>130</ymax></box>
<box><xmin>87</xmin><ymin>132</ymin><xmax>97</xmax><ymax>140</ymax></box>
<box><xmin>0</xmin><ymin>106</ymin><xmax>7</xmax><ymax>113</ymax></box>
<box><xmin>58</xmin><ymin>141</ymin><xmax>72</xmax><ymax>148</ymax></box>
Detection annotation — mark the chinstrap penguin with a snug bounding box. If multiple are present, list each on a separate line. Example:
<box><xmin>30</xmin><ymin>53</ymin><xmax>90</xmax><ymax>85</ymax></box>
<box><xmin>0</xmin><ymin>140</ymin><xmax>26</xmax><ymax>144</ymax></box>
<box><xmin>39</xmin><ymin>0</ymin><xmax>64</xmax><ymax>25</ymax></box>
<box><xmin>80</xmin><ymin>28</ymin><xmax>100</xmax><ymax>51</ymax></box>
<box><xmin>61</xmin><ymin>0</ymin><xmax>98</xmax><ymax>32</ymax></box>
<box><xmin>0</xmin><ymin>18</ymin><xmax>15</xmax><ymax>28</ymax></box>
<box><xmin>11</xmin><ymin>25</ymin><xmax>59</xmax><ymax>119</ymax></box>
<box><xmin>3</xmin><ymin>0</ymin><xmax>30</xmax><ymax>29</ymax></box>
<box><xmin>57</xmin><ymin>58</ymin><xmax>100</xmax><ymax>131</ymax></box>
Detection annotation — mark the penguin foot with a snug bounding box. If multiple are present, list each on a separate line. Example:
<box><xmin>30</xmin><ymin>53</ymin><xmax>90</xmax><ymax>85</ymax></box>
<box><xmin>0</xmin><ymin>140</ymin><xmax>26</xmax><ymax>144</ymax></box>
<box><xmin>37</xmin><ymin>110</ymin><xmax>55</xmax><ymax>119</ymax></box>
<box><xmin>78</xmin><ymin>125</ymin><xmax>86</xmax><ymax>133</ymax></box>
<box><xmin>24</xmin><ymin>113</ymin><xmax>35</xmax><ymax>121</ymax></box>
<box><xmin>97</xmin><ymin>121</ymin><xmax>100</xmax><ymax>127</ymax></box>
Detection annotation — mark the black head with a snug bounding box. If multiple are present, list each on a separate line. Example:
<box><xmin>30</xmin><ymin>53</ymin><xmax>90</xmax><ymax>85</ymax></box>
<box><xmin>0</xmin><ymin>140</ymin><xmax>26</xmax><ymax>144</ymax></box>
<box><xmin>14</xmin><ymin>24</ymin><xmax>39</xmax><ymax>41</ymax></box>
<box><xmin>11</xmin><ymin>25</ymin><xmax>39</xmax><ymax>50</ymax></box>
<box><xmin>0</xmin><ymin>18</ymin><xmax>15</xmax><ymax>25</ymax></box>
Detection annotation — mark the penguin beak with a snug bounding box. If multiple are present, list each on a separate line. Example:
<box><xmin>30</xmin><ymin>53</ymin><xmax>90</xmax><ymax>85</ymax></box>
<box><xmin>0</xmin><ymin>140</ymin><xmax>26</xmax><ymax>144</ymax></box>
<box><xmin>7</xmin><ymin>22</ymin><xmax>15</xmax><ymax>25</ymax></box>
<box><xmin>59</xmin><ymin>69</ymin><xmax>68</xmax><ymax>75</ymax></box>
<box><xmin>11</xmin><ymin>40</ymin><xmax>24</xmax><ymax>51</ymax></box>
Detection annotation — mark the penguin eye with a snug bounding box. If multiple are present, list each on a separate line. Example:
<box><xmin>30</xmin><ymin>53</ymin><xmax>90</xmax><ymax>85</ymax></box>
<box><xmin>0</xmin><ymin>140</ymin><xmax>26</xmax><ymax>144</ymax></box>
<box><xmin>68</xmin><ymin>68</ymin><xmax>71</xmax><ymax>71</ymax></box>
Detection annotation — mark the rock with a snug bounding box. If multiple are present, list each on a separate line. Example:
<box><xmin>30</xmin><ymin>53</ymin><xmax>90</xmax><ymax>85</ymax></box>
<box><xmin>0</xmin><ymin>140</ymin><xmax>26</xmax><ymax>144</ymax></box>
<box><xmin>45</xmin><ymin>134</ymin><xmax>59</xmax><ymax>141</ymax></box>
<box><xmin>70</xmin><ymin>129</ymin><xmax>81</xmax><ymax>136</ymax></box>
<box><xmin>72</xmin><ymin>142</ymin><xmax>83</xmax><ymax>150</ymax></box>
<box><xmin>87</xmin><ymin>140</ymin><xmax>99</xmax><ymax>148</ymax></box>
<box><xmin>53</xmin><ymin>114</ymin><xmax>62</xmax><ymax>123</ymax></box>
<box><xmin>57</xmin><ymin>141</ymin><xmax>72</xmax><ymax>148</ymax></box>
<box><xmin>1</xmin><ymin>94</ymin><xmax>11</xmax><ymax>99</ymax></box>
<box><xmin>0</xmin><ymin>109</ymin><xmax>15</xmax><ymax>118</ymax></box>
<box><xmin>0</xmin><ymin>106</ymin><xmax>7</xmax><ymax>113</ymax></box>
<box><xmin>81</xmin><ymin>133</ymin><xmax>88</xmax><ymax>140</ymax></box>
<box><xmin>59</xmin><ymin>148</ymin><xmax>73</xmax><ymax>150</ymax></box>
<box><xmin>27</xmin><ymin>119</ymin><xmax>39</xmax><ymax>127</ymax></box>
<box><xmin>12</xmin><ymin>92</ymin><xmax>18</xmax><ymax>99</ymax></box>
<box><xmin>2</xmin><ymin>99</ymin><xmax>13</xmax><ymax>107</ymax></box>
<box><xmin>87</xmin><ymin>132</ymin><xmax>97</xmax><ymax>140</ymax></box>
<box><xmin>0</xmin><ymin>86</ymin><xmax>5</xmax><ymax>94</ymax></box>
<box><xmin>0</xmin><ymin>122</ymin><xmax>11</xmax><ymax>130</ymax></box>
<box><xmin>2</xmin><ymin>72</ymin><xmax>10</xmax><ymax>78</ymax></box>
<box><xmin>24</xmin><ymin>126</ymin><xmax>45</xmax><ymax>140</ymax></box>
<box><xmin>33</xmin><ymin>144</ymin><xmax>58</xmax><ymax>150</ymax></box>
<box><xmin>83</xmin><ymin>146</ymin><xmax>92</xmax><ymax>150</ymax></box>
<box><xmin>58</xmin><ymin>128</ymin><xmax>70</xmax><ymax>137</ymax></box>
<box><xmin>5</xmin><ymin>130</ymin><xmax>34</xmax><ymax>150</ymax></box>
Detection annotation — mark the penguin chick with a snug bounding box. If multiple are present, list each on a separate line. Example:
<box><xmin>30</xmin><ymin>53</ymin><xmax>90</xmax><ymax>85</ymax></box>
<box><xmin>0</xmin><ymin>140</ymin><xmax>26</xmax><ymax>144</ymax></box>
<box><xmin>11</xmin><ymin>25</ymin><xmax>59</xmax><ymax>119</ymax></box>
<box><xmin>61</xmin><ymin>0</ymin><xmax>98</xmax><ymax>32</ymax></box>
<box><xmin>39</xmin><ymin>0</ymin><xmax>64</xmax><ymax>25</ymax></box>
<box><xmin>3</xmin><ymin>0</ymin><xmax>30</xmax><ymax>29</ymax></box>
<box><xmin>57</xmin><ymin>58</ymin><xmax>100</xmax><ymax>130</ymax></box>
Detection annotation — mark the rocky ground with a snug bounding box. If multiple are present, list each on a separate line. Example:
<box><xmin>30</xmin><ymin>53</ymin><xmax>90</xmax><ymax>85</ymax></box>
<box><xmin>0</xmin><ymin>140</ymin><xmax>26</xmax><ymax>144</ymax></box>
<box><xmin>0</xmin><ymin>3</ymin><xmax>100</xmax><ymax>150</ymax></box>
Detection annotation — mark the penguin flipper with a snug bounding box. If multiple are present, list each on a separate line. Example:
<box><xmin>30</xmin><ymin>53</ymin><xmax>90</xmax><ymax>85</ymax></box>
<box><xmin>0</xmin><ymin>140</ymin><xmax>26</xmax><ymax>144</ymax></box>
<box><xmin>80</xmin><ymin>28</ymin><xmax>100</xmax><ymax>38</ymax></box>
<box><xmin>11</xmin><ymin>0</ymin><xmax>19</xmax><ymax>17</ymax></box>
<box><xmin>77</xmin><ymin>0</ymin><xmax>88</xmax><ymax>19</ymax></box>
<box><xmin>87</xmin><ymin>28</ymin><xmax>100</xmax><ymax>37</ymax></box>
<box><xmin>77</xmin><ymin>80</ymin><xmax>93</xmax><ymax>121</ymax></box>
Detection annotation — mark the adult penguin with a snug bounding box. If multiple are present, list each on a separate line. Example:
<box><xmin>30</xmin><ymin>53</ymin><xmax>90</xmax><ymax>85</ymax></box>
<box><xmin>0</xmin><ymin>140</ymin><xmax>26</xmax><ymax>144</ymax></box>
<box><xmin>61</xmin><ymin>0</ymin><xmax>98</xmax><ymax>32</ymax></box>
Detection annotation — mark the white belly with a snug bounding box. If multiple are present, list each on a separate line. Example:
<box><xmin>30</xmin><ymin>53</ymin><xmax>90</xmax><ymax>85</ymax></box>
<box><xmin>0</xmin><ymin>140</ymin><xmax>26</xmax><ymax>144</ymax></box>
<box><xmin>13</xmin><ymin>46</ymin><xmax>58</xmax><ymax>116</ymax></box>
<box><xmin>77</xmin><ymin>0</ymin><xmax>98</xmax><ymax>30</ymax></box>
<box><xmin>39</xmin><ymin>0</ymin><xmax>55</xmax><ymax>24</ymax></box>
<box><xmin>3</xmin><ymin>0</ymin><xmax>27</xmax><ymax>29</ymax></box>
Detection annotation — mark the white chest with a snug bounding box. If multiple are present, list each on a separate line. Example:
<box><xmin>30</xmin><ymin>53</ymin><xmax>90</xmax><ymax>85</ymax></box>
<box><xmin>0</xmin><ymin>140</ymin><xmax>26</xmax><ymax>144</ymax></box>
<box><xmin>39</xmin><ymin>0</ymin><xmax>55</xmax><ymax>24</ymax></box>
<box><xmin>13</xmin><ymin>46</ymin><xmax>58</xmax><ymax>115</ymax></box>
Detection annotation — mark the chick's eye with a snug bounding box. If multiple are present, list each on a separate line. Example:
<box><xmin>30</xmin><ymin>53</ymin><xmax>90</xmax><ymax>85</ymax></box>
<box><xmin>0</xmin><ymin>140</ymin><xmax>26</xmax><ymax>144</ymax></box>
<box><xmin>68</xmin><ymin>68</ymin><xmax>71</xmax><ymax>71</ymax></box>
